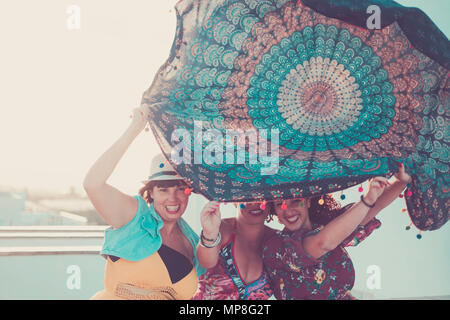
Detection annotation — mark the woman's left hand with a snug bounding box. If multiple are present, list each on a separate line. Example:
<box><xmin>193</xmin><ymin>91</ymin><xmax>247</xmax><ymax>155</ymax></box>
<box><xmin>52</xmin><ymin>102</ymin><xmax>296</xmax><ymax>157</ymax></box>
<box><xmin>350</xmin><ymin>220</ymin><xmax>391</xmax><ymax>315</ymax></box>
<box><xmin>394</xmin><ymin>162</ymin><xmax>412</xmax><ymax>184</ymax></box>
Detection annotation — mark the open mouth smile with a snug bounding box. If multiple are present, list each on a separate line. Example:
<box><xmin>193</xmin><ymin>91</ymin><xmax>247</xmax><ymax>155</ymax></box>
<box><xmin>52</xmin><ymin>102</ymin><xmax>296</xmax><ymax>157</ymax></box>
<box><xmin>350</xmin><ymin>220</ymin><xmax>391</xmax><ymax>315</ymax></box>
<box><xmin>165</xmin><ymin>205</ymin><xmax>180</xmax><ymax>214</ymax></box>
<box><xmin>285</xmin><ymin>215</ymin><xmax>300</xmax><ymax>223</ymax></box>
<box><xmin>248</xmin><ymin>209</ymin><xmax>264</xmax><ymax>216</ymax></box>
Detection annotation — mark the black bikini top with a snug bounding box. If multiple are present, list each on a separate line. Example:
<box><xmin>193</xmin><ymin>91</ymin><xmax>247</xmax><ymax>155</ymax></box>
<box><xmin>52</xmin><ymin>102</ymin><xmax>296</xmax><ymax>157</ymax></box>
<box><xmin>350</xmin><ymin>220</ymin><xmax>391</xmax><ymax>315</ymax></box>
<box><xmin>108</xmin><ymin>244</ymin><xmax>193</xmax><ymax>284</ymax></box>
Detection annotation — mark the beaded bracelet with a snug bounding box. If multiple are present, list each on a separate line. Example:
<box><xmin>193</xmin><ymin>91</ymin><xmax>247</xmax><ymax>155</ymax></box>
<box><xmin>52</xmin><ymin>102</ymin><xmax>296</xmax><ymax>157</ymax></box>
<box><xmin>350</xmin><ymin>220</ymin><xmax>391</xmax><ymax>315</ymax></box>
<box><xmin>200</xmin><ymin>230</ymin><xmax>221</xmax><ymax>248</ymax></box>
<box><xmin>360</xmin><ymin>195</ymin><xmax>375</xmax><ymax>208</ymax></box>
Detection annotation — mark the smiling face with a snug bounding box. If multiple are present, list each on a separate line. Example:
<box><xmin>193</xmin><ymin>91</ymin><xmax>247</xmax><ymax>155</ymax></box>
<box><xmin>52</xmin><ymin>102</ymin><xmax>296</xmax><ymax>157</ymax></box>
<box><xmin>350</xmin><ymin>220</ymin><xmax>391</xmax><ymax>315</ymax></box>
<box><xmin>237</xmin><ymin>202</ymin><xmax>270</xmax><ymax>225</ymax></box>
<box><xmin>149</xmin><ymin>182</ymin><xmax>190</xmax><ymax>224</ymax></box>
<box><xmin>273</xmin><ymin>199</ymin><xmax>312</xmax><ymax>231</ymax></box>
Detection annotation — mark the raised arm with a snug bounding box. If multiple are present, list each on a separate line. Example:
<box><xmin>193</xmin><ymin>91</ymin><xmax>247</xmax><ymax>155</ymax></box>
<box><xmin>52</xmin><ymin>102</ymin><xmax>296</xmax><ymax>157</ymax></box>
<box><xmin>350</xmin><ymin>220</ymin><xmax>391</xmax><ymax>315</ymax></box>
<box><xmin>359</xmin><ymin>163</ymin><xmax>412</xmax><ymax>226</ymax></box>
<box><xmin>304</xmin><ymin>177</ymin><xmax>388</xmax><ymax>259</ymax></box>
<box><xmin>196</xmin><ymin>201</ymin><xmax>223</xmax><ymax>269</ymax></box>
<box><xmin>83</xmin><ymin>105</ymin><xmax>149</xmax><ymax>229</ymax></box>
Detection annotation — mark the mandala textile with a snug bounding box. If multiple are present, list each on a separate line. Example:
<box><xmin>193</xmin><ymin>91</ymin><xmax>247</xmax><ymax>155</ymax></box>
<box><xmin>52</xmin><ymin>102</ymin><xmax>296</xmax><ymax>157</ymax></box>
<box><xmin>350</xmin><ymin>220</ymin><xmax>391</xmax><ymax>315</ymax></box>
<box><xmin>141</xmin><ymin>0</ymin><xmax>450</xmax><ymax>231</ymax></box>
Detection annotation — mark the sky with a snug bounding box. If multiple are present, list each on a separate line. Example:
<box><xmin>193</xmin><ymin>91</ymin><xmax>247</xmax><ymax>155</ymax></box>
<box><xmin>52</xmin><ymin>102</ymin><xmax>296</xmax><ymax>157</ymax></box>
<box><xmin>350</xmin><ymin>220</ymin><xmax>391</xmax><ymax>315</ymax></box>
<box><xmin>0</xmin><ymin>0</ymin><xmax>181</xmax><ymax>194</ymax></box>
<box><xmin>0</xmin><ymin>0</ymin><xmax>449</xmax><ymax>299</ymax></box>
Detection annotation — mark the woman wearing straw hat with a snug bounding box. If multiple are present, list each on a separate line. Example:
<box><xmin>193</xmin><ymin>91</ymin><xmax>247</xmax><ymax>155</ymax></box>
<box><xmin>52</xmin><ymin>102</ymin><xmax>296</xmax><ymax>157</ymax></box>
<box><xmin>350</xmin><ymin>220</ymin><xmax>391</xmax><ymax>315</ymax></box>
<box><xmin>84</xmin><ymin>105</ymin><xmax>204</xmax><ymax>300</ymax></box>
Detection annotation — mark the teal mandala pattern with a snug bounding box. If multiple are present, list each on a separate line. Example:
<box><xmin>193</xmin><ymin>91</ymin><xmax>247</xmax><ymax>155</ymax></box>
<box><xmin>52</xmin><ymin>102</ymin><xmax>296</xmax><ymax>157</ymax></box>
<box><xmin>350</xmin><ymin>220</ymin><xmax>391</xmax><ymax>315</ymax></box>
<box><xmin>142</xmin><ymin>0</ymin><xmax>450</xmax><ymax>231</ymax></box>
<box><xmin>247</xmin><ymin>27</ymin><xmax>396</xmax><ymax>151</ymax></box>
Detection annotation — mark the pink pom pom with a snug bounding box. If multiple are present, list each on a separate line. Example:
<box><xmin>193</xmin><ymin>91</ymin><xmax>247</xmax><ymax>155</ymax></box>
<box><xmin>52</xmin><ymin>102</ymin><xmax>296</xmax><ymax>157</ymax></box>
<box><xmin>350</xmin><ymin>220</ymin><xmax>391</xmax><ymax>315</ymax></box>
<box><xmin>406</xmin><ymin>190</ymin><xmax>413</xmax><ymax>197</ymax></box>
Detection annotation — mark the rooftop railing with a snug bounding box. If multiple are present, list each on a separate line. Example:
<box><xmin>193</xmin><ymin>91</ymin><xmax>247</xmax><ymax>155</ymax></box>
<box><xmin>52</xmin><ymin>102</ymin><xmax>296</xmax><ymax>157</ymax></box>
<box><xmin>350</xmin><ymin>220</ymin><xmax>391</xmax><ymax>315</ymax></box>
<box><xmin>0</xmin><ymin>246</ymin><xmax>101</xmax><ymax>256</ymax></box>
<box><xmin>0</xmin><ymin>225</ymin><xmax>106</xmax><ymax>256</ymax></box>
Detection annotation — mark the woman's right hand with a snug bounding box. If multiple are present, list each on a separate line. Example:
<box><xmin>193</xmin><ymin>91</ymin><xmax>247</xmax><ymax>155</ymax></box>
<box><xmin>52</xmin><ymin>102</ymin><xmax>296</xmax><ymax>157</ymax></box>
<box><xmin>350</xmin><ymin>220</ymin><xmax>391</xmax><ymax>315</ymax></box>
<box><xmin>200</xmin><ymin>201</ymin><xmax>221</xmax><ymax>239</ymax></box>
<box><xmin>364</xmin><ymin>177</ymin><xmax>389</xmax><ymax>205</ymax></box>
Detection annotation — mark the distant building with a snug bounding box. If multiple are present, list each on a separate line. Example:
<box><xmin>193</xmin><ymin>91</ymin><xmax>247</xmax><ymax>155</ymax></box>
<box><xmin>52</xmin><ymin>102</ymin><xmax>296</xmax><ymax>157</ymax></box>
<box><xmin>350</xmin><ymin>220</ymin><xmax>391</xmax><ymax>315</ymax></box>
<box><xmin>0</xmin><ymin>191</ymin><xmax>88</xmax><ymax>226</ymax></box>
<box><xmin>0</xmin><ymin>192</ymin><xmax>26</xmax><ymax>225</ymax></box>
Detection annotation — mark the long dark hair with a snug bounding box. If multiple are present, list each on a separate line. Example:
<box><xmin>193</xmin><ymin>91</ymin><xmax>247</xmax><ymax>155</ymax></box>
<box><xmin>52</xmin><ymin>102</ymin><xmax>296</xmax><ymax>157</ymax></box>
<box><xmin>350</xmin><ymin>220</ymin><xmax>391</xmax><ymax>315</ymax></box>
<box><xmin>268</xmin><ymin>194</ymin><xmax>342</xmax><ymax>226</ymax></box>
<box><xmin>138</xmin><ymin>180</ymin><xmax>188</xmax><ymax>204</ymax></box>
<box><xmin>308</xmin><ymin>194</ymin><xmax>341</xmax><ymax>226</ymax></box>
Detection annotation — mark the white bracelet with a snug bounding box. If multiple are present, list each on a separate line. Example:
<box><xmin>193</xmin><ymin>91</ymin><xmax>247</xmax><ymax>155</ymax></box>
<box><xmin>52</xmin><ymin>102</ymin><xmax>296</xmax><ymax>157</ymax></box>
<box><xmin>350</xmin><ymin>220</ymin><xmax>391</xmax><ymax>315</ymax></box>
<box><xmin>200</xmin><ymin>230</ymin><xmax>221</xmax><ymax>248</ymax></box>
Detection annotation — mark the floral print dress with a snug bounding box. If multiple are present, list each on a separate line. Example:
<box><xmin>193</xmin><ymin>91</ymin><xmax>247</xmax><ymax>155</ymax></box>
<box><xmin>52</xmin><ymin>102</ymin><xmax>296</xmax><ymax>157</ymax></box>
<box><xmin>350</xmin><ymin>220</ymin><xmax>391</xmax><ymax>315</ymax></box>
<box><xmin>263</xmin><ymin>204</ymin><xmax>381</xmax><ymax>300</ymax></box>
<box><xmin>193</xmin><ymin>224</ymin><xmax>273</xmax><ymax>300</ymax></box>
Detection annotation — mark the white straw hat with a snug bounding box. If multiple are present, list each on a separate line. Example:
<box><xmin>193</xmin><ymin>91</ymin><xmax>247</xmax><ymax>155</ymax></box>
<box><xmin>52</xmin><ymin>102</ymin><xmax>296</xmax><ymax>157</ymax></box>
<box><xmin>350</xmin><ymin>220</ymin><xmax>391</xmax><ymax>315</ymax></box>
<box><xmin>141</xmin><ymin>154</ymin><xmax>184</xmax><ymax>184</ymax></box>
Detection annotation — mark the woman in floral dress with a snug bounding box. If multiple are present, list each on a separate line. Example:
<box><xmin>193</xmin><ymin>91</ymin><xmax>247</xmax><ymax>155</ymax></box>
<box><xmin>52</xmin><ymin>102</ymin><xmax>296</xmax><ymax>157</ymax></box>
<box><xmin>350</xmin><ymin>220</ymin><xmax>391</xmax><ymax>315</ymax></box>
<box><xmin>263</xmin><ymin>164</ymin><xmax>412</xmax><ymax>299</ymax></box>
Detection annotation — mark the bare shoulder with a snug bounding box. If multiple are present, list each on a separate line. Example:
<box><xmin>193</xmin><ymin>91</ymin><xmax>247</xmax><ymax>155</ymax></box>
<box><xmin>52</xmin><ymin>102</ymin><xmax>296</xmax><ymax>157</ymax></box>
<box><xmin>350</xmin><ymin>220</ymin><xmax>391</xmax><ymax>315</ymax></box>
<box><xmin>85</xmin><ymin>184</ymin><xmax>138</xmax><ymax>229</ymax></box>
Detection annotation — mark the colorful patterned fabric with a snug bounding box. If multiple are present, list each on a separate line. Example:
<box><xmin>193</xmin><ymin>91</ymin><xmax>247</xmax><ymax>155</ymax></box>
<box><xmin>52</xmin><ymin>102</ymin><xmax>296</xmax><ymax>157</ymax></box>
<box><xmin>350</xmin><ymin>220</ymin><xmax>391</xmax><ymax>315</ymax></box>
<box><xmin>141</xmin><ymin>0</ymin><xmax>449</xmax><ymax>231</ymax></box>
<box><xmin>341</xmin><ymin>217</ymin><xmax>382</xmax><ymax>247</ymax></box>
<box><xmin>193</xmin><ymin>235</ymin><xmax>273</xmax><ymax>300</ymax></box>
<box><xmin>262</xmin><ymin>206</ymin><xmax>381</xmax><ymax>300</ymax></box>
<box><xmin>303</xmin><ymin>0</ymin><xmax>450</xmax><ymax>69</ymax></box>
